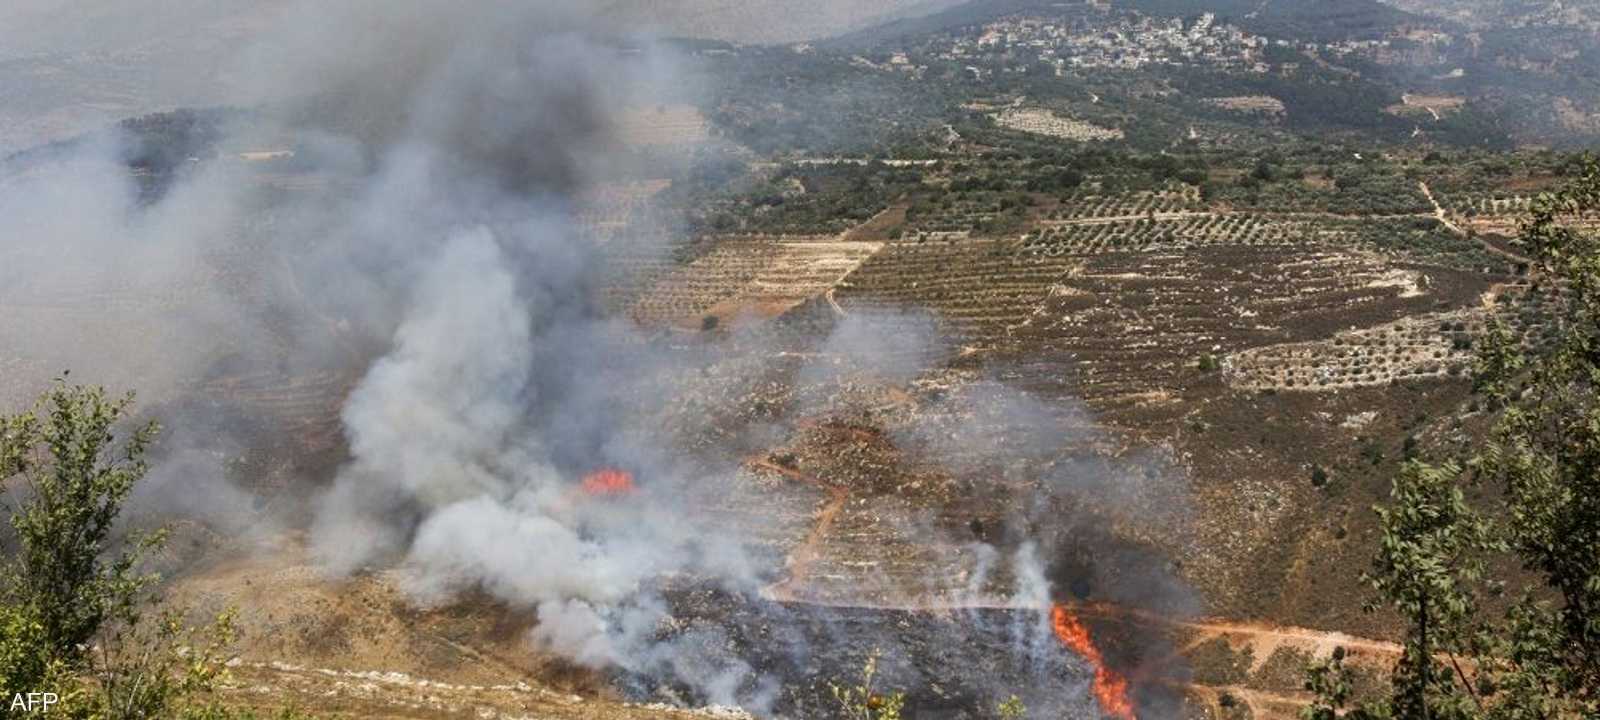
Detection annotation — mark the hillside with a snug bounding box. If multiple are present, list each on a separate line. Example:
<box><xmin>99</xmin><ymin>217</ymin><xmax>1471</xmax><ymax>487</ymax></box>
<box><xmin>2</xmin><ymin>2</ymin><xmax>1596</xmax><ymax>719</ymax></box>
<box><xmin>1379</xmin><ymin>0</ymin><xmax>1600</xmax><ymax>30</ymax></box>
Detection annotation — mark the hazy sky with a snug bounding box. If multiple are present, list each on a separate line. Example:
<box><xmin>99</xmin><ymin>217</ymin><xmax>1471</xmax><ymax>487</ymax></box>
<box><xmin>601</xmin><ymin>0</ymin><xmax>961</xmax><ymax>43</ymax></box>
<box><xmin>0</xmin><ymin>0</ymin><xmax>961</xmax><ymax>153</ymax></box>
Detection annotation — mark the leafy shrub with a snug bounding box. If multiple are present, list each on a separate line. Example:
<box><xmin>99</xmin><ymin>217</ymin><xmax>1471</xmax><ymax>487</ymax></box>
<box><xmin>1</xmin><ymin>383</ymin><xmax>302</xmax><ymax>720</ymax></box>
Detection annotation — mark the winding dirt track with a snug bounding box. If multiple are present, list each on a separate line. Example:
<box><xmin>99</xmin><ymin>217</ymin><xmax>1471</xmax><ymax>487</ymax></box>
<box><xmin>757</xmin><ymin>589</ymin><xmax>1397</xmax><ymax>719</ymax></box>
<box><xmin>1420</xmin><ymin>180</ymin><xmax>1465</xmax><ymax>236</ymax></box>
<box><xmin>1421</xmin><ymin>180</ymin><xmax>1534</xmax><ymax>266</ymax></box>
<box><xmin>742</xmin><ymin>457</ymin><xmax>1405</xmax><ymax>718</ymax></box>
<box><xmin>746</xmin><ymin>455</ymin><xmax>1402</xmax><ymax>657</ymax></box>
<box><xmin>747</xmin><ymin>458</ymin><xmax>851</xmax><ymax>603</ymax></box>
<box><xmin>765</xmin><ymin>592</ymin><xmax>1403</xmax><ymax>662</ymax></box>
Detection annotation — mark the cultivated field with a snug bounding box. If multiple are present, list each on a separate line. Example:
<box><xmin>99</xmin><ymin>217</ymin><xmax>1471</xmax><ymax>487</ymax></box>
<box><xmin>991</xmin><ymin>108</ymin><xmax>1124</xmax><ymax>142</ymax></box>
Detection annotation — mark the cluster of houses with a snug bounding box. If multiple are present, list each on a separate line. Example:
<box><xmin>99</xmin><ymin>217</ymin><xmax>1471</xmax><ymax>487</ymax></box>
<box><xmin>939</xmin><ymin>11</ymin><xmax>1269</xmax><ymax>73</ymax></box>
<box><xmin>823</xmin><ymin>3</ymin><xmax>1470</xmax><ymax>88</ymax></box>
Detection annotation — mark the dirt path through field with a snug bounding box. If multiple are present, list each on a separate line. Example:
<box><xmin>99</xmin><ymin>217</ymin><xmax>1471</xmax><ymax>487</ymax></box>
<box><xmin>1421</xmin><ymin>180</ymin><xmax>1534</xmax><ymax>266</ymax></box>
<box><xmin>747</xmin><ymin>458</ymin><xmax>851</xmax><ymax>603</ymax></box>
<box><xmin>1420</xmin><ymin>180</ymin><xmax>1465</xmax><ymax>235</ymax></box>
<box><xmin>766</xmin><ymin>593</ymin><xmax>1401</xmax><ymax>657</ymax></box>
<box><xmin>761</xmin><ymin>592</ymin><xmax>1395</xmax><ymax>718</ymax></box>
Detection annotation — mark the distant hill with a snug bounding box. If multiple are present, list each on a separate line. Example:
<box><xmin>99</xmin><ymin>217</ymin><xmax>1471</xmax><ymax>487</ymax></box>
<box><xmin>1378</xmin><ymin>0</ymin><xmax>1600</xmax><ymax>31</ymax></box>
<box><xmin>0</xmin><ymin>0</ymin><xmax>970</xmax><ymax>153</ymax></box>
<box><xmin>822</xmin><ymin>0</ymin><xmax>1059</xmax><ymax>48</ymax></box>
<box><xmin>600</xmin><ymin>0</ymin><xmax>970</xmax><ymax>44</ymax></box>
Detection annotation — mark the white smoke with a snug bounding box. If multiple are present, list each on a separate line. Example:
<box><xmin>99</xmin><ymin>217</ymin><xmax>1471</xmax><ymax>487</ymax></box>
<box><xmin>1</xmin><ymin>0</ymin><xmax>1199</xmax><ymax>713</ymax></box>
<box><xmin>0</xmin><ymin>0</ymin><xmax>781</xmax><ymax>701</ymax></box>
<box><xmin>240</xmin><ymin>2</ymin><xmax>780</xmax><ymax>700</ymax></box>
<box><xmin>310</xmin><ymin>229</ymin><xmax>536</xmax><ymax>572</ymax></box>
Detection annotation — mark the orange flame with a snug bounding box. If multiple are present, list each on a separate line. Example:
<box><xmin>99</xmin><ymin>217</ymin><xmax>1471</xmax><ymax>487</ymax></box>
<box><xmin>1051</xmin><ymin>604</ymin><xmax>1137</xmax><ymax>720</ymax></box>
<box><xmin>580</xmin><ymin>468</ymin><xmax>636</xmax><ymax>497</ymax></box>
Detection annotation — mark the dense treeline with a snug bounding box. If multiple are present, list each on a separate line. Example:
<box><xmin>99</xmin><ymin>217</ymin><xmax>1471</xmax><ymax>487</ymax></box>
<box><xmin>1164</xmin><ymin>67</ymin><xmax>1414</xmax><ymax>138</ymax></box>
<box><xmin>118</xmin><ymin>109</ymin><xmax>232</xmax><ymax>175</ymax></box>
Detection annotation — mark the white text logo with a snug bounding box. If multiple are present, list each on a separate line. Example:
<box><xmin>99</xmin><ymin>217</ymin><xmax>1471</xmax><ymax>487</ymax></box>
<box><xmin>8</xmin><ymin>692</ymin><xmax>58</xmax><ymax>713</ymax></box>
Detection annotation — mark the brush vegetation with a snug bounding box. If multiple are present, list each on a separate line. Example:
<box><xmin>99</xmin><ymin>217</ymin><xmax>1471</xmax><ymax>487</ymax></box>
<box><xmin>1307</xmin><ymin>159</ymin><xmax>1600</xmax><ymax>719</ymax></box>
<box><xmin>0</xmin><ymin>382</ymin><xmax>311</xmax><ymax>720</ymax></box>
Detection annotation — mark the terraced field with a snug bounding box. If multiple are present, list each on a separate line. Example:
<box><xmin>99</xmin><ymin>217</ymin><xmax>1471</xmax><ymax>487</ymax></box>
<box><xmin>580</xmin><ymin>179</ymin><xmax>674</xmax><ymax>236</ymax></box>
<box><xmin>902</xmin><ymin>197</ymin><xmax>1003</xmax><ymax>241</ymax></box>
<box><xmin>627</xmin><ymin>238</ymin><xmax>883</xmax><ymax>327</ymax></box>
<box><xmin>1225</xmin><ymin>310</ymin><xmax>1484</xmax><ymax>391</ymax></box>
<box><xmin>198</xmin><ymin>370</ymin><xmax>354</xmax><ymax>452</ymax></box>
<box><xmin>0</xmin><ymin>273</ymin><xmax>237</xmax><ymax>409</ymax></box>
<box><xmin>1436</xmin><ymin>191</ymin><xmax>1537</xmax><ymax>236</ymax></box>
<box><xmin>615</xmin><ymin>104</ymin><xmax>712</xmax><ymax>148</ymax></box>
<box><xmin>1001</xmin><ymin>247</ymin><xmax>1487</xmax><ymax>416</ymax></box>
<box><xmin>1041</xmin><ymin>186</ymin><xmax>1205</xmax><ymax>222</ymax></box>
<box><xmin>1025</xmin><ymin>214</ymin><xmax>1333</xmax><ymax>254</ymax></box>
<box><xmin>833</xmin><ymin>239</ymin><xmax>1077</xmax><ymax>345</ymax></box>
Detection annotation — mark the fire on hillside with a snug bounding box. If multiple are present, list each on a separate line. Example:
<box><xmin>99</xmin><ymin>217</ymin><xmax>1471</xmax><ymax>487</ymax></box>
<box><xmin>1052</xmin><ymin>604</ymin><xmax>1138</xmax><ymax>720</ymax></box>
<box><xmin>581</xmin><ymin>468</ymin><xmax>637</xmax><ymax>497</ymax></box>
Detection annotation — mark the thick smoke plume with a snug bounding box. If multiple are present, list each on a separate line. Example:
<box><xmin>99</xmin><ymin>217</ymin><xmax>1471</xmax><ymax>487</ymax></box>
<box><xmin>1</xmin><ymin>1</ymin><xmax>1196</xmax><ymax>714</ymax></box>
<box><xmin>1</xmin><ymin>0</ymin><xmax>774</xmax><ymax>700</ymax></box>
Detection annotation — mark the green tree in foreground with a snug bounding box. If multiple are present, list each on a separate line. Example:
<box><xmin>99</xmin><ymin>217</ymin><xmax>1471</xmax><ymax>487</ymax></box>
<box><xmin>3</xmin><ymin>384</ymin><xmax>162</xmax><ymax>657</ymax></box>
<box><xmin>1367</xmin><ymin>461</ymin><xmax>1496</xmax><ymax>720</ymax></box>
<box><xmin>1310</xmin><ymin>158</ymin><xmax>1600</xmax><ymax>718</ymax></box>
<box><xmin>1303</xmin><ymin>646</ymin><xmax>1360</xmax><ymax>720</ymax></box>
<box><xmin>0</xmin><ymin>382</ymin><xmax>296</xmax><ymax>719</ymax></box>
<box><xmin>1474</xmin><ymin>158</ymin><xmax>1600</xmax><ymax>712</ymax></box>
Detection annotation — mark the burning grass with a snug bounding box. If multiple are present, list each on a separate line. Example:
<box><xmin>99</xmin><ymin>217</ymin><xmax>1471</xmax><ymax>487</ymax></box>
<box><xmin>582</xmin><ymin>468</ymin><xmax>638</xmax><ymax>497</ymax></box>
<box><xmin>1051</xmin><ymin>604</ymin><xmax>1138</xmax><ymax>720</ymax></box>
